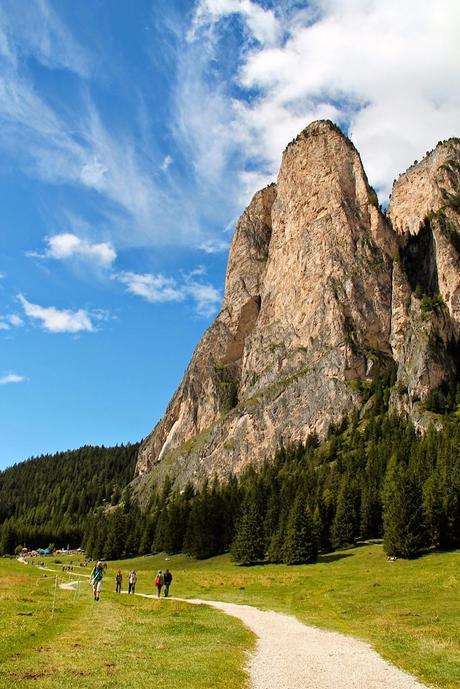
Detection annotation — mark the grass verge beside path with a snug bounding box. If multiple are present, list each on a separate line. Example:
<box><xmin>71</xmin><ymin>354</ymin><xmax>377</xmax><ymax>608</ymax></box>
<box><xmin>107</xmin><ymin>544</ymin><xmax>459</xmax><ymax>689</ymax></box>
<box><xmin>0</xmin><ymin>558</ymin><xmax>253</xmax><ymax>689</ymax></box>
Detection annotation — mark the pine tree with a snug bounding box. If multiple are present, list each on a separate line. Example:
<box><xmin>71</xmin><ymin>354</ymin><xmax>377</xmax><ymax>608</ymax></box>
<box><xmin>422</xmin><ymin>473</ymin><xmax>445</xmax><ymax>547</ymax></box>
<box><xmin>382</xmin><ymin>457</ymin><xmax>424</xmax><ymax>558</ymax></box>
<box><xmin>183</xmin><ymin>482</ymin><xmax>221</xmax><ymax>559</ymax></box>
<box><xmin>139</xmin><ymin>515</ymin><xmax>155</xmax><ymax>555</ymax></box>
<box><xmin>231</xmin><ymin>502</ymin><xmax>265</xmax><ymax>565</ymax></box>
<box><xmin>283</xmin><ymin>497</ymin><xmax>317</xmax><ymax>564</ymax></box>
<box><xmin>331</xmin><ymin>476</ymin><xmax>358</xmax><ymax>548</ymax></box>
<box><xmin>0</xmin><ymin>521</ymin><xmax>16</xmax><ymax>555</ymax></box>
<box><xmin>162</xmin><ymin>493</ymin><xmax>191</xmax><ymax>554</ymax></box>
<box><xmin>312</xmin><ymin>505</ymin><xmax>324</xmax><ymax>551</ymax></box>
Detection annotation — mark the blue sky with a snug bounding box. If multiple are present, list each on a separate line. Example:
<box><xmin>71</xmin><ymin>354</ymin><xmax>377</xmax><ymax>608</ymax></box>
<box><xmin>1</xmin><ymin>0</ymin><xmax>459</xmax><ymax>469</ymax></box>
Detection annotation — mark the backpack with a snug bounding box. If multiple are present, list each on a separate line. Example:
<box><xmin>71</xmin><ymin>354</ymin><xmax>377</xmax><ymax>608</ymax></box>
<box><xmin>155</xmin><ymin>575</ymin><xmax>162</xmax><ymax>586</ymax></box>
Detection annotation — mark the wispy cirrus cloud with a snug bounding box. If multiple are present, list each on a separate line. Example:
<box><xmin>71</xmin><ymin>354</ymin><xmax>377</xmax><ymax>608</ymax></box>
<box><xmin>0</xmin><ymin>373</ymin><xmax>25</xmax><ymax>385</ymax></box>
<box><xmin>0</xmin><ymin>0</ymin><xmax>91</xmax><ymax>77</ymax></box>
<box><xmin>18</xmin><ymin>294</ymin><xmax>97</xmax><ymax>333</ymax></box>
<box><xmin>117</xmin><ymin>269</ymin><xmax>221</xmax><ymax>318</ymax></box>
<box><xmin>0</xmin><ymin>2</ymin><xmax>205</xmax><ymax>251</ymax></box>
<box><xmin>29</xmin><ymin>233</ymin><xmax>116</xmax><ymax>268</ymax></box>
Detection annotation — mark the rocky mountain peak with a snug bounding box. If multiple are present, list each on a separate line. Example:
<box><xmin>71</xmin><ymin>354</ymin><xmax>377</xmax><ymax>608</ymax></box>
<box><xmin>389</xmin><ymin>138</ymin><xmax>460</xmax><ymax>235</ymax></box>
<box><xmin>134</xmin><ymin>122</ymin><xmax>460</xmax><ymax>493</ymax></box>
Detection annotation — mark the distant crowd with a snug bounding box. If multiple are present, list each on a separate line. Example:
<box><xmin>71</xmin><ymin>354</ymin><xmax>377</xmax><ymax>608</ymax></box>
<box><xmin>90</xmin><ymin>562</ymin><xmax>173</xmax><ymax>601</ymax></box>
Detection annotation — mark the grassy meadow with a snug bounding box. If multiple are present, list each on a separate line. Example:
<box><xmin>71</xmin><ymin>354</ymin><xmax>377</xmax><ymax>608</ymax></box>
<box><xmin>0</xmin><ymin>545</ymin><xmax>458</xmax><ymax>688</ymax></box>
<box><xmin>109</xmin><ymin>544</ymin><xmax>459</xmax><ymax>689</ymax></box>
<box><xmin>0</xmin><ymin>558</ymin><xmax>252</xmax><ymax>689</ymax></box>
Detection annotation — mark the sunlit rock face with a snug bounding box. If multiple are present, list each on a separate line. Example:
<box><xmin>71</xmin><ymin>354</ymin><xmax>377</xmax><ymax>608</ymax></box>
<box><xmin>135</xmin><ymin>123</ymin><xmax>460</xmax><ymax>490</ymax></box>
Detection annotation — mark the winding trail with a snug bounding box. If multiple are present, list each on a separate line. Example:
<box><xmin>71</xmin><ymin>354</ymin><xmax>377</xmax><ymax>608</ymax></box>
<box><xmin>53</xmin><ymin>575</ymin><xmax>428</xmax><ymax>689</ymax></box>
<box><xmin>176</xmin><ymin>598</ymin><xmax>428</xmax><ymax>689</ymax></box>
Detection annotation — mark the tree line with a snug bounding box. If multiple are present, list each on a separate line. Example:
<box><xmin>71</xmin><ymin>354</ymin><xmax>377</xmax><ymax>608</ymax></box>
<box><xmin>1</xmin><ymin>385</ymin><xmax>459</xmax><ymax>563</ymax></box>
<box><xmin>0</xmin><ymin>443</ymin><xmax>139</xmax><ymax>554</ymax></box>
<box><xmin>83</xmin><ymin>405</ymin><xmax>459</xmax><ymax>564</ymax></box>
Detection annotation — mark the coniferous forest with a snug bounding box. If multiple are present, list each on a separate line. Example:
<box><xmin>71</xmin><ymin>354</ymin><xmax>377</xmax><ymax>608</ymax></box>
<box><xmin>0</xmin><ymin>444</ymin><xmax>139</xmax><ymax>553</ymax></box>
<box><xmin>1</xmin><ymin>391</ymin><xmax>459</xmax><ymax>563</ymax></box>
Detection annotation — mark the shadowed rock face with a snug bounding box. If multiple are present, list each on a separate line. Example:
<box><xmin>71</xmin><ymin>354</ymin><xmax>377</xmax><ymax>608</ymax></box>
<box><xmin>135</xmin><ymin>123</ymin><xmax>460</xmax><ymax>490</ymax></box>
<box><xmin>388</xmin><ymin>137</ymin><xmax>460</xmax><ymax>420</ymax></box>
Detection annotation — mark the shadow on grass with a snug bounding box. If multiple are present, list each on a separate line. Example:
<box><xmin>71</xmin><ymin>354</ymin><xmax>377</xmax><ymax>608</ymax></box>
<box><xmin>318</xmin><ymin>553</ymin><xmax>354</xmax><ymax>564</ymax></box>
<box><xmin>235</xmin><ymin>552</ymin><xmax>355</xmax><ymax>567</ymax></box>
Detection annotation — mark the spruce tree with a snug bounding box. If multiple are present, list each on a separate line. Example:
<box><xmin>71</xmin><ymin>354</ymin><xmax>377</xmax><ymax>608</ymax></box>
<box><xmin>0</xmin><ymin>521</ymin><xmax>16</xmax><ymax>555</ymax></box>
<box><xmin>283</xmin><ymin>497</ymin><xmax>317</xmax><ymax>564</ymax></box>
<box><xmin>331</xmin><ymin>476</ymin><xmax>358</xmax><ymax>548</ymax></box>
<box><xmin>382</xmin><ymin>457</ymin><xmax>424</xmax><ymax>558</ymax></box>
<box><xmin>139</xmin><ymin>515</ymin><xmax>156</xmax><ymax>555</ymax></box>
<box><xmin>183</xmin><ymin>482</ymin><xmax>220</xmax><ymax>559</ymax></box>
<box><xmin>422</xmin><ymin>473</ymin><xmax>444</xmax><ymax>548</ymax></box>
<box><xmin>231</xmin><ymin>502</ymin><xmax>265</xmax><ymax>565</ymax></box>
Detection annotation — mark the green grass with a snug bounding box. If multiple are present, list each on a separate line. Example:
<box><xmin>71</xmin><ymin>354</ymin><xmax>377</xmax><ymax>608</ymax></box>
<box><xmin>103</xmin><ymin>544</ymin><xmax>459</xmax><ymax>689</ymax></box>
<box><xmin>3</xmin><ymin>546</ymin><xmax>459</xmax><ymax>689</ymax></box>
<box><xmin>0</xmin><ymin>558</ymin><xmax>252</xmax><ymax>689</ymax></box>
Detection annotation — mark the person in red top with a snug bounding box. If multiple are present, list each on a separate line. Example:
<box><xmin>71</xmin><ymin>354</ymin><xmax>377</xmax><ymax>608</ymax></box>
<box><xmin>154</xmin><ymin>570</ymin><xmax>164</xmax><ymax>597</ymax></box>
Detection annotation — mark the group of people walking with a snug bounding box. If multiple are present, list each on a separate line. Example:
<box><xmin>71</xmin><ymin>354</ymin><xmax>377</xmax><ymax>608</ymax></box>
<box><xmin>89</xmin><ymin>562</ymin><xmax>173</xmax><ymax>601</ymax></box>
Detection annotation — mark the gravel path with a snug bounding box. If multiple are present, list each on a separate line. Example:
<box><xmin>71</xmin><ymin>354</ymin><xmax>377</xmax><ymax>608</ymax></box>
<box><xmin>39</xmin><ymin>569</ymin><xmax>429</xmax><ymax>689</ymax></box>
<box><xmin>179</xmin><ymin>598</ymin><xmax>429</xmax><ymax>689</ymax></box>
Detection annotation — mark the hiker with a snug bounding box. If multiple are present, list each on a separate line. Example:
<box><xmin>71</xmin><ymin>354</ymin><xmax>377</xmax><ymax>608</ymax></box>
<box><xmin>155</xmin><ymin>570</ymin><xmax>164</xmax><ymax>597</ymax></box>
<box><xmin>115</xmin><ymin>569</ymin><xmax>123</xmax><ymax>593</ymax></box>
<box><xmin>90</xmin><ymin>561</ymin><xmax>104</xmax><ymax>601</ymax></box>
<box><xmin>163</xmin><ymin>569</ymin><xmax>173</xmax><ymax>597</ymax></box>
<box><xmin>128</xmin><ymin>569</ymin><xmax>137</xmax><ymax>594</ymax></box>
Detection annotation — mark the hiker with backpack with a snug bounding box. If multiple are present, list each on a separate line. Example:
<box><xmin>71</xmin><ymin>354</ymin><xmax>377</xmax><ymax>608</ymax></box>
<box><xmin>115</xmin><ymin>569</ymin><xmax>123</xmax><ymax>593</ymax></box>
<box><xmin>90</xmin><ymin>561</ymin><xmax>104</xmax><ymax>601</ymax></box>
<box><xmin>163</xmin><ymin>568</ymin><xmax>173</xmax><ymax>597</ymax></box>
<box><xmin>128</xmin><ymin>569</ymin><xmax>137</xmax><ymax>594</ymax></box>
<box><xmin>155</xmin><ymin>570</ymin><xmax>164</xmax><ymax>597</ymax></box>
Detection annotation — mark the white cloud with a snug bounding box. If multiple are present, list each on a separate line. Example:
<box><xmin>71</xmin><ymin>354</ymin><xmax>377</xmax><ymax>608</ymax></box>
<box><xmin>0</xmin><ymin>373</ymin><xmax>25</xmax><ymax>385</ymax></box>
<box><xmin>185</xmin><ymin>279</ymin><xmax>221</xmax><ymax>317</ymax></box>
<box><xmin>30</xmin><ymin>233</ymin><xmax>116</xmax><ymax>268</ymax></box>
<box><xmin>18</xmin><ymin>294</ymin><xmax>95</xmax><ymax>333</ymax></box>
<box><xmin>197</xmin><ymin>238</ymin><xmax>229</xmax><ymax>254</ymax></box>
<box><xmin>160</xmin><ymin>155</ymin><xmax>173</xmax><ymax>171</ymax></box>
<box><xmin>0</xmin><ymin>313</ymin><xmax>24</xmax><ymax>330</ymax></box>
<box><xmin>181</xmin><ymin>0</ymin><xmax>460</xmax><ymax>200</ymax></box>
<box><xmin>117</xmin><ymin>270</ymin><xmax>221</xmax><ymax>318</ymax></box>
<box><xmin>117</xmin><ymin>272</ymin><xmax>185</xmax><ymax>303</ymax></box>
<box><xmin>80</xmin><ymin>159</ymin><xmax>108</xmax><ymax>189</ymax></box>
<box><xmin>8</xmin><ymin>314</ymin><xmax>23</xmax><ymax>326</ymax></box>
<box><xmin>190</xmin><ymin>0</ymin><xmax>281</xmax><ymax>45</ymax></box>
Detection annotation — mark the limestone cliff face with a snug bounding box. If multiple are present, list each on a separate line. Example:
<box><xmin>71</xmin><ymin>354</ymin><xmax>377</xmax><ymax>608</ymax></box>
<box><xmin>388</xmin><ymin>138</ymin><xmax>460</xmax><ymax>419</ymax></box>
<box><xmin>135</xmin><ymin>124</ymin><xmax>460</xmax><ymax>489</ymax></box>
<box><xmin>389</xmin><ymin>138</ymin><xmax>460</xmax><ymax>323</ymax></box>
<box><xmin>136</xmin><ymin>184</ymin><xmax>276</xmax><ymax>476</ymax></box>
